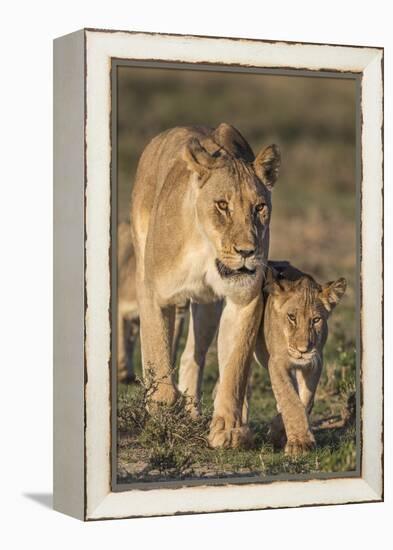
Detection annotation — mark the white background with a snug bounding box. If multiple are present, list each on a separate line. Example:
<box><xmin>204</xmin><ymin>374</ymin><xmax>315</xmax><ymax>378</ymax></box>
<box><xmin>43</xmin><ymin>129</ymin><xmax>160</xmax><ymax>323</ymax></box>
<box><xmin>0</xmin><ymin>1</ymin><xmax>391</xmax><ymax>548</ymax></box>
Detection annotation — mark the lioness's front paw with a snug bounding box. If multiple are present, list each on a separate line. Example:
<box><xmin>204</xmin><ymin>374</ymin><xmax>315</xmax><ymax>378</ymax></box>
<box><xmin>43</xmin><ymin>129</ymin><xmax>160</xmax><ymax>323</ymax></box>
<box><xmin>148</xmin><ymin>382</ymin><xmax>178</xmax><ymax>411</ymax></box>
<box><xmin>208</xmin><ymin>416</ymin><xmax>254</xmax><ymax>449</ymax></box>
<box><xmin>285</xmin><ymin>432</ymin><xmax>316</xmax><ymax>456</ymax></box>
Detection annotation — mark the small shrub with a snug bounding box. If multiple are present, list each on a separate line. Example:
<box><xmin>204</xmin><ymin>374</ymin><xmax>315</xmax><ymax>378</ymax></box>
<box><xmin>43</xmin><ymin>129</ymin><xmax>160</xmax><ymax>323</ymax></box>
<box><xmin>117</xmin><ymin>383</ymin><xmax>148</xmax><ymax>436</ymax></box>
<box><xmin>118</xmin><ymin>367</ymin><xmax>211</xmax><ymax>477</ymax></box>
<box><xmin>139</xmin><ymin>395</ymin><xmax>210</xmax><ymax>477</ymax></box>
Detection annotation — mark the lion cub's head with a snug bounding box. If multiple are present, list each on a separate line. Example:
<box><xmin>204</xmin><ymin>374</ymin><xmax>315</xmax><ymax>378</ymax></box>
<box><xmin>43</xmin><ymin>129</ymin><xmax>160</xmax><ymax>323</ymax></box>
<box><xmin>182</xmin><ymin>123</ymin><xmax>281</xmax><ymax>286</ymax></box>
<box><xmin>264</xmin><ymin>262</ymin><xmax>347</xmax><ymax>367</ymax></box>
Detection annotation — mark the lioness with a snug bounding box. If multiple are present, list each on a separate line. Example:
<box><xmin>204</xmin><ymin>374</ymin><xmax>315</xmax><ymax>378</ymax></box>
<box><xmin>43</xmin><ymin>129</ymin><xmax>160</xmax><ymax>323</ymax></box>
<box><xmin>130</xmin><ymin>123</ymin><xmax>280</xmax><ymax>448</ymax></box>
<box><xmin>255</xmin><ymin>261</ymin><xmax>347</xmax><ymax>455</ymax></box>
<box><xmin>117</xmin><ymin>221</ymin><xmax>188</xmax><ymax>383</ymax></box>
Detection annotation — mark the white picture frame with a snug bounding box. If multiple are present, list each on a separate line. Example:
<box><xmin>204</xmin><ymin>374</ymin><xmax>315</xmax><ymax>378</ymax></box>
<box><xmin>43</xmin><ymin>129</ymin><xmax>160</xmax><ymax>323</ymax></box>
<box><xmin>53</xmin><ymin>28</ymin><xmax>383</xmax><ymax>521</ymax></box>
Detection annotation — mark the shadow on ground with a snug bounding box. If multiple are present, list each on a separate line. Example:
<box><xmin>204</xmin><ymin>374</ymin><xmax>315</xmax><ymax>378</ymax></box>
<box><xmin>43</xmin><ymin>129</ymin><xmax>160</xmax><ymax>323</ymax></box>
<box><xmin>23</xmin><ymin>493</ymin><xmax>53</xmax><ymax>509</ymax></box>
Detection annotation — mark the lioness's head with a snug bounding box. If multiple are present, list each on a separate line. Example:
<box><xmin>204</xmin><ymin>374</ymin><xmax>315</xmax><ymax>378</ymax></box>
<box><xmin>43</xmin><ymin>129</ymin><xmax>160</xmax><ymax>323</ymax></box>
<box><xmin>265</xmin><ymin>263</ymin><xmax>346</xmax><ymax>366</ymax></box>
<box><xmin>183</xmin><ymin>123</ymin><xmax>280</xmax><ymax>284</ymax></box>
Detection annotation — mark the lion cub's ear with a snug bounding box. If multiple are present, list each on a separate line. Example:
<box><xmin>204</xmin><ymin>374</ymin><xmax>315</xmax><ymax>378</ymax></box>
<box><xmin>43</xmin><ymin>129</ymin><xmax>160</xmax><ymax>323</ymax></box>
<box><xmin>263</xmin><ymin>266</ymin><xmax>287</xmax><ymax>295</ymax></box>
<box><xmin>320</xmin><ymin>278</ymin><xmax>347</xmax><ymax>312</ymax></box>
<box><xmin>254</xmin><ymin>144</ymin><xmax>281</xmax><ymax>189</ymax></box>
<box><xmin>183</xmin><ymin>138</ymin><xmax>226</xmax><ymax>185</ymax></box>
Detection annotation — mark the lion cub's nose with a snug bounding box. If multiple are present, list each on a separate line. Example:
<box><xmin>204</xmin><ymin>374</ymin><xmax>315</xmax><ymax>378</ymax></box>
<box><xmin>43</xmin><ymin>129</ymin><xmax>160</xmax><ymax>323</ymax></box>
<box><xmin>234</xmin><ymin>246</ymin><xmax>255</xmax><ymax>258</ymax></box>
<box><xmin>296</xmin><ymin>344</ymin><xmax>309</xmax><ymax>354</ymax></box>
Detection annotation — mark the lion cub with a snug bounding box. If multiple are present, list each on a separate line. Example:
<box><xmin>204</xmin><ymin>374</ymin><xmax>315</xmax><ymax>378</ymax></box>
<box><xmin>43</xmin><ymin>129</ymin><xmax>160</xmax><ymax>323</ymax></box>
<box><xmin>255</xmin><ymin>261</ymin><xmax>346</xmax><ymax>455</ymax></box>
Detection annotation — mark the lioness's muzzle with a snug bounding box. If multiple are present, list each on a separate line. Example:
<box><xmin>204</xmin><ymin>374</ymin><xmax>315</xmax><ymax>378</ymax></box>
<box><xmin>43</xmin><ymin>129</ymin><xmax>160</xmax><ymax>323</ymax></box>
<box><xmin>216</xmin><ymin>259</ymin><xmax>256</xmax><ymax>278</ymax></box>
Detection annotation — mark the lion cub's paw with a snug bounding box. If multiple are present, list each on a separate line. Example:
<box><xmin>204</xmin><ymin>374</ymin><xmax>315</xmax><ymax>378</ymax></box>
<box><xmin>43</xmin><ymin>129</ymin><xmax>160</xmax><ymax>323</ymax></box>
<box><xmin>284</xmin><ymin>432</ymin><xmax>316</xmax><ymax>456</ymax></box>
<box><xmin>208</xmin><ymin>416</ymin><xmax>254</xmax><ymax>449</ymax></box>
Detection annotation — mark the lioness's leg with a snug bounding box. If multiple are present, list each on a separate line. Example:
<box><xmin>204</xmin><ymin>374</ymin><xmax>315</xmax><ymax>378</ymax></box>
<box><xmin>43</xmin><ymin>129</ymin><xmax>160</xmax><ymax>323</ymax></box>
<box><xmin>123</xmin><ymin>314</ymin><xmax>140</xmax><ymax>383</ymax></box>
<box><xmin>178</xmin><ymin>301</ymin><xmax>222</xmax><ymax>417</ymax></box>
<box><xmin>138</xmin><ymin>287</ymin><xmax>177</xmax><ymax>405</ymax></box>
<box><xmin>241</xmin><ymin>373</ymin><xmax>253</xmax><ymax>424</ymax></box>
<box><xmin>213</xmin><ymin>369</ymin><xmax>252</xmax><ymax>424</ymax></box>
<box><xmin>212</xmin><ymin>373</ymin><xmax>254</xmax><ymax>422</ymax></box>
<box><xmin>118</xmin><ymin>304</ymin><xmax>138</xmax><ymax>383</ymax></box>
<box><xmin>209</xmin><ymin>294</ymin><xmax>262</xmax><ymax>449</ymax></box>
<box><xmin>269</xmin><ymin>362</ymin><xmax>315</xmax><ymax>455</ymax></box>
<box><xmin>172</xmin><ymin>302</ymin><xmax>189</xmax><ymax>365</ymax></box>
<box><xmin>117</xmin><ymin>309</ymin><xmax>128</xmax><ymax>382</ymax></box>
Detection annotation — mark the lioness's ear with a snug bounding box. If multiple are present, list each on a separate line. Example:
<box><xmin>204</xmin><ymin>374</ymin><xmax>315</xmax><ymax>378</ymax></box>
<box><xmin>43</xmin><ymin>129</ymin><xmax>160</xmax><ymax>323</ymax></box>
<box><xmin>254</xmin><ymin>144</ymin><xmax>281</xmax><ymax>189</ymax></box>
<box><xmin>183</xmin><ymin>138</ymin><xmax>225</xmax><ymax>185</ymax></box>
<box><xmin>213</xmin><ymin>123</ymin><xmax>255</xmax><ymax>162</ymax></box>
<box><xmin>320</xmin><ymin>278</ymin><xmax>347</xmax><ymax>312</ymax></box>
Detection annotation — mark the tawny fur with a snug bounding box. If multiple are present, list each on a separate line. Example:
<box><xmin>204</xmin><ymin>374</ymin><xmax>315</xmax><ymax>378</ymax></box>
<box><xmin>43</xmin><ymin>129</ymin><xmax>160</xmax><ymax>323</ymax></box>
<box><xmin>254</xmin><ymin>261</ymin><xmax>347</xmax><ymax>455</ymax></box>
<box><xmin>117</xmin><ymin>222</ymin><xmax>139</xmax><ymax>383</ymax></box>
<box><xmin>117</xmin><ymin>221</ymin><xmax>187</xmax><ymax>383</ymax></box>
<box><xmin>130</xmin><ymin>123</ymin><xmax>280</xmax><ymax>449</ymax></box>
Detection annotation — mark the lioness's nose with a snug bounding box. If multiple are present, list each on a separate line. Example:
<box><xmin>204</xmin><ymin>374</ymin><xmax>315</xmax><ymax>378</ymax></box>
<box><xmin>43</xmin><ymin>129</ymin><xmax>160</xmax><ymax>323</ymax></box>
<box><xmin>234</xmin><ymin>246</ymin><xmax>255</xmax><ymax>258</ymax></box>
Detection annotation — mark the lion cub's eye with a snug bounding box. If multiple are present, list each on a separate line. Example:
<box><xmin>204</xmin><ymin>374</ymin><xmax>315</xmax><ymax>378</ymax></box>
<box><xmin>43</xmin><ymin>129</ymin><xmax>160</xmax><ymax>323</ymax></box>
<box><xmin>216</xmin><ymin>200</ymin><xmax>229</xmax><ymax>211</ymax></box>
<box><xmin>255</xmin><ymin>202</ymin><xmax>266</xmax><ymax>212</ymax></box>
<box><xmin>287</xmin><ymin>313</ymin><xmax>296</xmax><ymax>323</ymax></box>
<box><xmin>312</xmin><ymin>316</ymin><xmax>321</xmax><ymax>324</ymax></box>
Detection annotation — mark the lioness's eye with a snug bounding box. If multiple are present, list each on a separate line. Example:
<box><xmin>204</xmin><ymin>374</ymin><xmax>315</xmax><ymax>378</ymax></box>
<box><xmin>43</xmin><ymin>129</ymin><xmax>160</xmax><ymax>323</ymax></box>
<box><xmin>313</xmin><ymin>317</ymin><xmax>321</xmax><ymax>324</ymax></box>
<box><xmin>255</xmin><ymin>202</ymin><xmax>266</xmax><ymax>212</ymax></box>
<box><xmin>287</xmin><ymin>313</ymin><xmax>296</xmax><ymax>323</ymax></box>
<box><xmin>216</xmin><ymin>200</ymin><xmax>228</xmax><ymax>211</ymax></box>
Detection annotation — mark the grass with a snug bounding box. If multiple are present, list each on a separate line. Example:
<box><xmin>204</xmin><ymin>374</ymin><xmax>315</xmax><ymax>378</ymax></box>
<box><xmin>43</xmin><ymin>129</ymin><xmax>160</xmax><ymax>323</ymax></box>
<box><xmin>117</xmin><ymin>321</ymin><xmax>357</xmax><ymax>483</ymax></box>
<box><xmin>116</xmin><ymin>67</ymin><xmax>358</xmax><ymax>483</ymax></box>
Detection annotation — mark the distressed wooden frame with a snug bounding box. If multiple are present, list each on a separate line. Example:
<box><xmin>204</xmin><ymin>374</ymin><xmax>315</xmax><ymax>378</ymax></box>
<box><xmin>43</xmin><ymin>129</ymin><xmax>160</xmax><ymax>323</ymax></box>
<box><xmin>53</xmin><ymin>28</ymin><xmax>383</xmax><ymax>521</ymax></box>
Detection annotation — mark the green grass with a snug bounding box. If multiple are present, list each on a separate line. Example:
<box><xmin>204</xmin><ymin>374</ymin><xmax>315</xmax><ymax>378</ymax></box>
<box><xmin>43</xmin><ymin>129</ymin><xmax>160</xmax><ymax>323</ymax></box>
<box><xmin>117</xmin><ymin>319</ymin><xmax>357</xmax><ymax>483</ymax></box>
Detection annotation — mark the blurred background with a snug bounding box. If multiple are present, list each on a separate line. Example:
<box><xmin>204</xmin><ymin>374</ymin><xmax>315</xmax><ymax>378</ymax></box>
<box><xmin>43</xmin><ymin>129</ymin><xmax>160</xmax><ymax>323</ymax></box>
<box><xmin>117</xmin><ymin>65</ymin><xmax>356</xmax><ymax>281</ymax></box>
<box><xmin>116</xmin><ymin>65</ymin><xmax>358</xmax><ymax>478</ymax></box>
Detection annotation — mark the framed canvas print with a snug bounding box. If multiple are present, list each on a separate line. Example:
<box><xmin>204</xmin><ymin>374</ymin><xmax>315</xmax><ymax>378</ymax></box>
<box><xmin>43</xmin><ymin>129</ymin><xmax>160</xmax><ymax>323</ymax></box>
<box><xmin>53</xmin><ymin>28</ymin><xmax>383</xmax><ymax>521</ymax></box>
